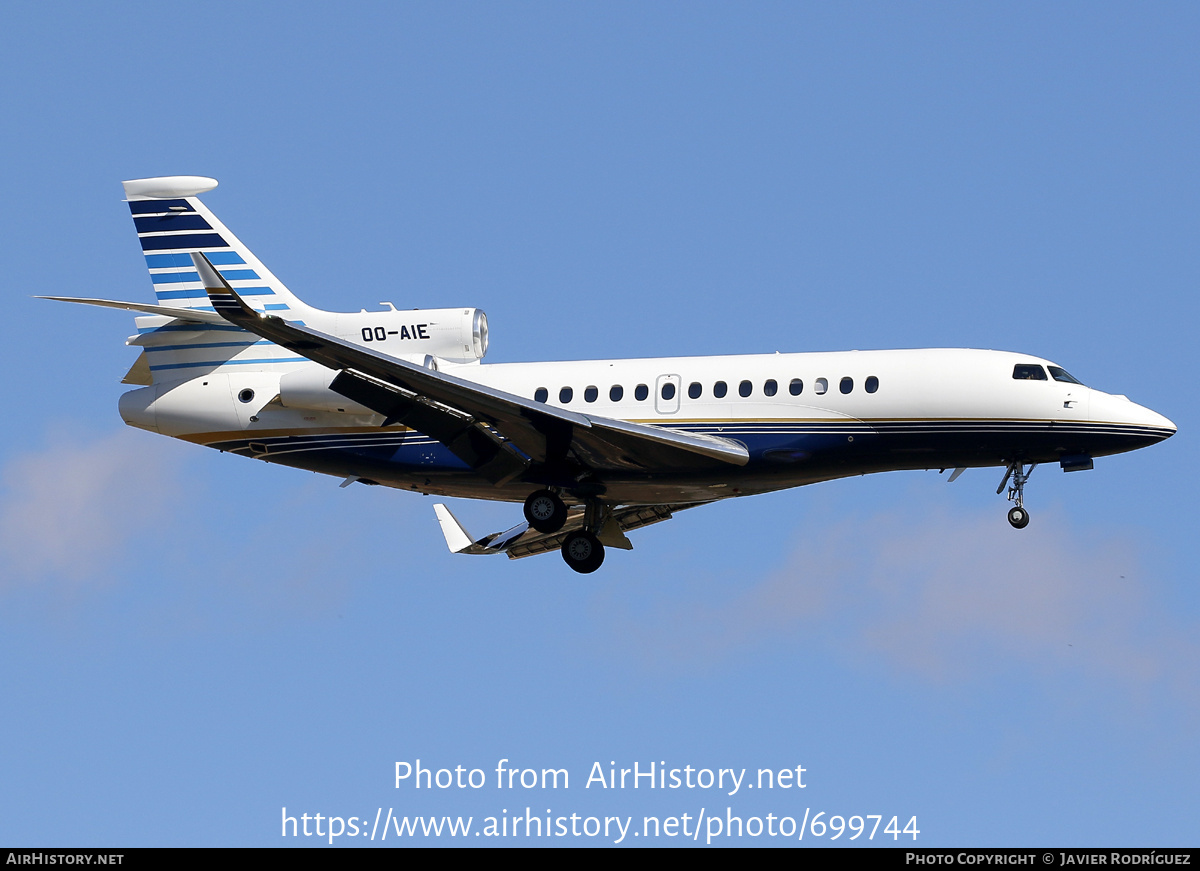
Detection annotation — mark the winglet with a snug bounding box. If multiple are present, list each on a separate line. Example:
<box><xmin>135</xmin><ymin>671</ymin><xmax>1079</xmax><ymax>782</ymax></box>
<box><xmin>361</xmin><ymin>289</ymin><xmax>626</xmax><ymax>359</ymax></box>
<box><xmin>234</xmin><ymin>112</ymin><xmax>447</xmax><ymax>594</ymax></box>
<box><xmin>190</xmin><ymin>251</ymin><xmax>259</xmax><ymax>319</ymax></box>
<box><xmin>433</xmin><ymin>504</ymin><xmax>476</xmax><ymax>554</ymax></box>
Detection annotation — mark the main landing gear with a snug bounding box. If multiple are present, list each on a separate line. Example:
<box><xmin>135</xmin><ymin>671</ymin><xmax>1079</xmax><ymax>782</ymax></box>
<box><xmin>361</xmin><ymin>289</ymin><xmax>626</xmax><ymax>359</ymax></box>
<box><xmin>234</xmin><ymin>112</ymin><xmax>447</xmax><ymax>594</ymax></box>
<box><xmin>523</xmin><ymin>489</ymin><xmax>567</xmax><ymax>533</ymax></box>
<box><xmin>561</xmin><ymin>529</ymin><xmax>605</xmax><ymax>574</ymax></box>
<box><xmin>521</xmin><ymin>491</ymin><xmax>611</xmax><ymax>574</ymax></box>
<box><xmin>997</xmin><ymin>461</ymin><xmax>1037</xmax><ymax>529</ymax></box>
<box><xmin>557</xmin><ymin>499</ymin><xmax>618</xmax><ymax>574</ymax></box>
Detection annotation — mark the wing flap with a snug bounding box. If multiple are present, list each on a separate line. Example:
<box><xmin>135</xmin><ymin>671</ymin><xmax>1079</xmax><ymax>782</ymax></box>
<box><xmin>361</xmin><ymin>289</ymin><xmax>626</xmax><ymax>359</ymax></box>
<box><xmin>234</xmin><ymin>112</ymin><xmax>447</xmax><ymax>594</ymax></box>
<box><xmin>191</xmin><ymin>252</ymin><xmax>749</xmax><ymax>476</ymax></box>
<box><xmin>433</xmin><ymin>501</ymin><xmax>705</xmax><ymax>560</ymax></box>
<box><xmin>331</xmin><ymin>369</ymin><xmax>530</xmax><ymax>484</ymax></box>
<box><xmin>506</xmin><ymin>502</ymin><xmax>700</xmax><ymax>558</ymax></box>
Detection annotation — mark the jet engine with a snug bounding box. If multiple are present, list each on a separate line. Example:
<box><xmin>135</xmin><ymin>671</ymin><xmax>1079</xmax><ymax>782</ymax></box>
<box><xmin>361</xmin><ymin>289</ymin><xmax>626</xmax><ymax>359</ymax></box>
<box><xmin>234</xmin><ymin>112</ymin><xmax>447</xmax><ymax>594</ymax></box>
<box><xmin>329</xmin><ymin>306</ymin><xmax>488</xmax><ymax>364</ymax></box>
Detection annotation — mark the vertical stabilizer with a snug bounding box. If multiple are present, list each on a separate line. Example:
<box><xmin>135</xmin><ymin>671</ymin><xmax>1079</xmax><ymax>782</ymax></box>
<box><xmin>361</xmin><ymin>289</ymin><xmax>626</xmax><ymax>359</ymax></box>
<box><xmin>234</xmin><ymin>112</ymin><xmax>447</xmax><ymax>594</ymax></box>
<box><xmin>121</xmin><ymin>176</ymin><xmax>313</xmax><ymax>382</ymax></box>
<box><xmin>123</xmin><ymin>176</ymin><xmax>313</xmax><ymax>318</ymax></box>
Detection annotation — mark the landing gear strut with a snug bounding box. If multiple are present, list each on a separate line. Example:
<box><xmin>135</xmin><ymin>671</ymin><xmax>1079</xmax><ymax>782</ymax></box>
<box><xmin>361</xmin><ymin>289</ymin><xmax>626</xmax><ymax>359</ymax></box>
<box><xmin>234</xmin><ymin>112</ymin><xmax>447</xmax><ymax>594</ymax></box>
<box><xmin>523</xmin><ymin>489</ymin><xmax>567</xmax><ymax>533</ymax></box>
<box><xmin>997</xmin><ymin>461</ymin><xmax>1036</xmax><ymax>529</ymax></box>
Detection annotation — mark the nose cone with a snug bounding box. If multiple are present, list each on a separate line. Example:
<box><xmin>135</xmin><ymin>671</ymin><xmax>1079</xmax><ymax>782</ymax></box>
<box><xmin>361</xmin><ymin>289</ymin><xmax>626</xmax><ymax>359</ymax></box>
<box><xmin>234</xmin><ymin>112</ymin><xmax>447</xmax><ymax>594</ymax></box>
<box><xmin>1145</xmin><ymin>407</ymin><xmax>1177</xmax><ymax>435</ymax></box>
<box><xmin>1090</xmin><ymin>390</ymin><xmax>1175</xmax><ymax>442</ymax></box>
<box><xmin>1122</xmin><ymin>397</ymin><xmax>1175</xmax><ymax>435</ymax></box>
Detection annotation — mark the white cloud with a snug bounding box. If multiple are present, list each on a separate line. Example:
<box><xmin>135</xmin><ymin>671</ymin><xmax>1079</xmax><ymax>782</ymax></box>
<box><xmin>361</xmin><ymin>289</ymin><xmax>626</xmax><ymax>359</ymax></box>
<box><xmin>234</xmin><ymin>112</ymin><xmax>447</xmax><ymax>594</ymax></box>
<box><xmin>604</xmin><ymin>506</ymin><xmax>1198</xmax><ymax>700</ymax></box>
<box><xmin>0</xmin><ymin>429</ymin><xmax>182</xmax><ymax>587</ymax></box>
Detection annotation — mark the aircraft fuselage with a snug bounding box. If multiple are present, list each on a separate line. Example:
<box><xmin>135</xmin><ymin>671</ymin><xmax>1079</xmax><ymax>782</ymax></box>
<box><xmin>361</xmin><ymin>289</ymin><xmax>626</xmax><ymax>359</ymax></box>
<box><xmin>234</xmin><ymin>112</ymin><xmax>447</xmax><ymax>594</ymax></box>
<box><xmin>118</xmin><ymin>346</ymin><xmax>1174</xmax><ymax>506</ymax></box>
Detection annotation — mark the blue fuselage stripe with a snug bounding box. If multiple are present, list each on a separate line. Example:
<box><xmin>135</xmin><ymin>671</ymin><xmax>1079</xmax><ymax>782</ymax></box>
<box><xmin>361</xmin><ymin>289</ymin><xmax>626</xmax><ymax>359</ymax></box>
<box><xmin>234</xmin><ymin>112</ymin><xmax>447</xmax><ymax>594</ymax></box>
<box><xmin>149</xmin><ymin>357</ymin><xmax>303</xmax><ymax>371</ymax></box>
<box><xmin>143</xmin><ymin>341</ymin><xmax>268</xmax><ymax>353</ymax></box>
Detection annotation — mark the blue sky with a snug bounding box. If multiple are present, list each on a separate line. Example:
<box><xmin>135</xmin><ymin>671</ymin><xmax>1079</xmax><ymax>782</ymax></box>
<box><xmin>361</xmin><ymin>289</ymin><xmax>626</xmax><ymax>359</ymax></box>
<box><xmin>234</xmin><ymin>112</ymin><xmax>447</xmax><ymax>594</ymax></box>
<box><xmin>1</xmin><ymin>2</ymin><xmax>1196</xmax><ymax>846</ymax></box>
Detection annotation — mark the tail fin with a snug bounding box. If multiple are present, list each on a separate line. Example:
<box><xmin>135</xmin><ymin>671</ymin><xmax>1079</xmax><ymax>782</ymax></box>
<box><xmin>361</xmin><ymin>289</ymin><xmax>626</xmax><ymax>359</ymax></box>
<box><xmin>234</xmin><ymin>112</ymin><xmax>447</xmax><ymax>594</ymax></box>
<box><xmin>123</xmin><ymin>176</ymin><xmax>311</xmax><ymax>317</ymax></box>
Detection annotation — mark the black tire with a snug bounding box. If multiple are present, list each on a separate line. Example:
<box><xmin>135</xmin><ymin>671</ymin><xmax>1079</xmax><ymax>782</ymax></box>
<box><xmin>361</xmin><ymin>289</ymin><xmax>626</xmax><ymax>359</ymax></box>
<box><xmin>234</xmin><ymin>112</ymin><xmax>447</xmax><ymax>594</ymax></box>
<box><xmin>1008</xmin><ymin>506</ymin><xmax>1030</xmax><ymax>529</ymax></box>
<box><xmin>561</xmin><ymin>531</ymin><xmax>605</xmax><ymax>574</ymax></box>
<box><xmin>524</xmin><ymin>490</ymin><xmax>567</xmax><ymax>533</ymax></box>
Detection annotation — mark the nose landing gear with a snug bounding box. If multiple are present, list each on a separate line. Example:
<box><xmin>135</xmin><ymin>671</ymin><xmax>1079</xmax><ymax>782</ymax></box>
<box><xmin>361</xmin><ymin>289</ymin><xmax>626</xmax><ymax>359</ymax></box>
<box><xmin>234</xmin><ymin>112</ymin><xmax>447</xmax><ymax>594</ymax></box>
<box><xmin>997</xmin><ymin>461</ymin><xmax>1037</xmax><ymax>529</ymax></box>
<box><xmin>1007</xmin><ymin>505</ymin><xmax>1030</xmax><ymax>529</ymax></box>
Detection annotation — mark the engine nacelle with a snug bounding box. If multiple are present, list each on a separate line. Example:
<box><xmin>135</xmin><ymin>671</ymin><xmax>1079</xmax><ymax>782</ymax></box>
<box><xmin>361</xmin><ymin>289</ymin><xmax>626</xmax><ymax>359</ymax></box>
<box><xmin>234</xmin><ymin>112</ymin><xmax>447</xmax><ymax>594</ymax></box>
<box><xmin>328</xmin><ymin>306</ymin><xmax>488</xmax><ymax>364</ymax></box>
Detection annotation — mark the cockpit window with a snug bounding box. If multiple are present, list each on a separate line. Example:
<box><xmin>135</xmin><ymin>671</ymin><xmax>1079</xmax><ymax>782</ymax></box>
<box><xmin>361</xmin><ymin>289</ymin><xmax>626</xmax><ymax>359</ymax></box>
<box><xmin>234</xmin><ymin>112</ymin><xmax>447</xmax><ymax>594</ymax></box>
<box><xmin>1012</xmin><ymin>364</ymin><xmax>1048</xmax><ymax>381</ymax></box>
<box><xmin>1048</xmin><ymin>366</ymin><xmax>1084</xmax><ymax>385</ymax></box>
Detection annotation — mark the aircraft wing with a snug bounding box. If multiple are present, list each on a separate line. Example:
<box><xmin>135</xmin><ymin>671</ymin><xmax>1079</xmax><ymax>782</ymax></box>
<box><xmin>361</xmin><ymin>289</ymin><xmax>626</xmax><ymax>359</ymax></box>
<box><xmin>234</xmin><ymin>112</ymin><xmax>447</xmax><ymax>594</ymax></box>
<box><xmin>434</xmin><ymin>501</ymin><xmax>707</xmax><ymax>559</ymax></box>
<box><xmin>191</xmin><ymin>253</ymin><xmax>749</xmax><ymax>485</ymax></box>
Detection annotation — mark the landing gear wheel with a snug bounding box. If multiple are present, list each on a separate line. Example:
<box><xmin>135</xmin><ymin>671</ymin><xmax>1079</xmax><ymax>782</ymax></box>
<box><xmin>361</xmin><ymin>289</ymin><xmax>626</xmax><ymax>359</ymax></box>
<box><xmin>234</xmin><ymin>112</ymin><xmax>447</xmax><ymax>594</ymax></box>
<box><xmin>524</xmin><ymin>490</ymin><xmax>567</xmax><ymax>533</ymax></box>
<box><xmin>1007</xmin><ymin>506</ymin><xmax>1030</xmax><ymax>529</ymax></box>
<box><xmin>561</xmin><ymin>530</ymin><xmax>605</xmax><ymax>574</ymax></box>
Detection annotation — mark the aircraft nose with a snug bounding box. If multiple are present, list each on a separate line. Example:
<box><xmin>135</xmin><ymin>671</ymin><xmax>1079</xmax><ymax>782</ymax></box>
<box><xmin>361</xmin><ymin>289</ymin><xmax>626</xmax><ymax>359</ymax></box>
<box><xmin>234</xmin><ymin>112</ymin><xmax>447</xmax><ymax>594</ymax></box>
<box><xmin>1093</xmin><ymin>390</ymin><xmax>1175</xmax><ymax>438</ymax></box>
<box><xmin>1129</xmin><ymin>397</ymin><xmax>1176</xmax><ymax>435</ymax></box>
<box><xmin>1147</xmin><ymin>407</ymin><xmax>1177</xmax><ymax>436</ymax></box>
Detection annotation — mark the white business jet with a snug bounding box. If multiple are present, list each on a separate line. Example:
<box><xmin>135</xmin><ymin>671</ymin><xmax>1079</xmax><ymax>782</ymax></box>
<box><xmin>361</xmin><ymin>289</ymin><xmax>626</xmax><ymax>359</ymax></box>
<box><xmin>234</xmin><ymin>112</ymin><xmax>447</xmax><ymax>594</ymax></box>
<box><xmin>44</xmin><ymin>176</ymin><xmax>1176</xmax><ymax>573</ymax></box>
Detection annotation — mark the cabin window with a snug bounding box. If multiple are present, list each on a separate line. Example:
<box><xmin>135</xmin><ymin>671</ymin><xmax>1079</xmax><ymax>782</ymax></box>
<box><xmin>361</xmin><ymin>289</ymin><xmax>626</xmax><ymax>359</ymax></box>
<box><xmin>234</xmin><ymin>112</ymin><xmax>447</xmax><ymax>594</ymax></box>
<box><xmin>688</xmin><ymin>382</ymin><xmax>702</xmax><ymax>399</ymax></box>
<box><xmin>739</xmin><ymin>380</ymin><xmax>753</xmax><ymax>397</ymax></box>
<box><xmin>1012</xmin><ymin>364</ymin><xmax>1048</xmax><ymax>381</ymax></box>
<box><xmin>584</xmin><ymin>386</ymin><xmax>598</xmax><ymax>402</ymax></box>
<box><xmin>814</xmin><ymin>377</ymin><xmax>828</xmax><ymax>395</ymax></box>
<box><xmin>610</xmin><ymin>385</ymin><xmax>624</xmax><ymax>402</ymax></box>
<box><xmin>559</xmin><ymin>386</ymin><xmax>573</xmax><ymax>403</ymax></box>
<box><xmin>865</xmin><ymin>376</ymin><xmax>879</xmax><ymax>394</ymax></box>
<box><xmin>1048</xmin><ymin>366</ymin><xmax>1084</xmax><ymax>385</ymax></box>
<box><xmin>635</xmin><ymin>384</ymin><xmax>649</xmax><ymax>401</ymax></box>
<box><xmin>789</xmin><ymin>378</ymin><xmax>803</xmax><ymax>395</ymax></box>
<box><xmin>661</xmin><ymin>382</ymin><xmax>676</xmax><ymax>400</ymax></box>
<box><xmin>764</xmin><ymin>379</ymin><xmax>778</xmax><ymax>396</ymax></box>
<box><xmin>840</xmin><ymin>377</ymin><xmax>853</xmax><ymax>394</ymax></box>
<box><xmin>713</xmin><ymin>381</ymin><xmax>728</xmax><ymax>398</ymax></box>
<box><xmin>534</xmin><ymin>387</ymin><xmax>548</xmax><ymax>403</ymax></box>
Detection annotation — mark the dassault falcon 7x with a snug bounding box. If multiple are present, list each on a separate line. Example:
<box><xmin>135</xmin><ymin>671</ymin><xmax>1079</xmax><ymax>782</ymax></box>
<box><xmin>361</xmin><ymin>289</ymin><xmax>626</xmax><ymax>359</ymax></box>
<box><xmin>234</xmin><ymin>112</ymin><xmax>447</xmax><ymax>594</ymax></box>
<box><xmin>46</xmin><ymin>176</ymin><xmax>1176</xmax><ymax>573</ymax></box>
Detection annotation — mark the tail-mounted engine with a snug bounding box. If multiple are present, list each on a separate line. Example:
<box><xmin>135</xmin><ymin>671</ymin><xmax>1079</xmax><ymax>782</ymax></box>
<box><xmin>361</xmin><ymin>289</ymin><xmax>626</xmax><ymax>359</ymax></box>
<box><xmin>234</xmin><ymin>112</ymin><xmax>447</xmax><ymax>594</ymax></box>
<box><xmin>277</xmin><ymin>306</ymin><xmax>488</xmax><ymax>416</ymax></box>
<box><xmin>330</xmin><ymin>306</ymin><xmax>488</xmax><ymax>365</ymax></box>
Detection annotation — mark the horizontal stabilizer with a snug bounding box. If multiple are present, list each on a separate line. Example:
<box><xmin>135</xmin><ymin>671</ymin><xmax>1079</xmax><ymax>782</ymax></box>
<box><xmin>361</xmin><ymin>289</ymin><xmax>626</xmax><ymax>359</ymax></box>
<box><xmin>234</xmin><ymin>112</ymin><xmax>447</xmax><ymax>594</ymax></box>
<box><xmin>37</xmin><ymin>295</ymin><xmax>229</xmax><ymax>325</ymax></box>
